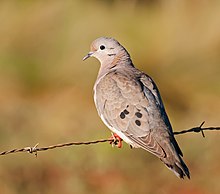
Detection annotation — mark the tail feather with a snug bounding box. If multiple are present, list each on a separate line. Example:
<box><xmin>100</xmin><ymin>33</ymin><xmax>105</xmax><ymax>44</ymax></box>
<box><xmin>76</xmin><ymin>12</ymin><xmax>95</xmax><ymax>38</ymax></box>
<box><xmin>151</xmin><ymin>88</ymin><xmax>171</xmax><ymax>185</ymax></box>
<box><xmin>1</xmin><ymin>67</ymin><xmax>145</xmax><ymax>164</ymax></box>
<box><xmin>160</xmin><ymin>135</ymin><xmax>190</xmax><ymax>179</ymax></box>
<box><xmin>163</xmin><ymin>157</ymin><xmax>190</xmax><ymax>179</ymax></box>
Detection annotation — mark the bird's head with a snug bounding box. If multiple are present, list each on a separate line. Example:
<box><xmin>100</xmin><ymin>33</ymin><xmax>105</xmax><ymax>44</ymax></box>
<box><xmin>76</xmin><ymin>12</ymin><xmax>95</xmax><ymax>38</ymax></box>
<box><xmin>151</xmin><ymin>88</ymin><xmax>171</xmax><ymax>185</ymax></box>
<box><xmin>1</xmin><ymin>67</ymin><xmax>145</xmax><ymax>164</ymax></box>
<box><xmin>83</xmin><ymin>37</ymin><xmax>131</xmax><ymax>65</ymax></box>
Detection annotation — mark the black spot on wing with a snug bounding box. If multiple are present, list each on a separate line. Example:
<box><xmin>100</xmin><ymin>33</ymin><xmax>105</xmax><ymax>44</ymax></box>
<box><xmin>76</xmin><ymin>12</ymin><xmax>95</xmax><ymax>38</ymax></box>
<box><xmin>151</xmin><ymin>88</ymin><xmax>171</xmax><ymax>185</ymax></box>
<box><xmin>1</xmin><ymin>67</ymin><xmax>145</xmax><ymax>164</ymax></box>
<box><xmin>135</xmin><ymin>120</ymin><xmax>141</xmax><ymax>126</ymax></box>
<box><xmin>135</xmin><ymin>112</ymin><xmax>142</xmax><ymax>118</ymax></box>
<box><xmin>120</xmin><ymin>107</ymin><xmax>130</xmax><ymax>119</ymax></box>
<box><xmin>123</xmin><ymin>109</ymin><xmax>129</xmax><ymax>115</ymax></box>
<box><xmin>120</xmin><ymin>112</ymin><xmax>125</xmax><ymax>119</ymax></box>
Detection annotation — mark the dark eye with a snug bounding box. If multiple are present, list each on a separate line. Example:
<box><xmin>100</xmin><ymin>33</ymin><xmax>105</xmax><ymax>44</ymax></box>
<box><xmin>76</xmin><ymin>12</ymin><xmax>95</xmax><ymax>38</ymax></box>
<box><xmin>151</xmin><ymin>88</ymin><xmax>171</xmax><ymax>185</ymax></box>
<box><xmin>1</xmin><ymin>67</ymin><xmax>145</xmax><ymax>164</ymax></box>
<box><xmin>100</xmin><ymin>45</ymin><xmax>105</xmax><ymax>50</ymax></box>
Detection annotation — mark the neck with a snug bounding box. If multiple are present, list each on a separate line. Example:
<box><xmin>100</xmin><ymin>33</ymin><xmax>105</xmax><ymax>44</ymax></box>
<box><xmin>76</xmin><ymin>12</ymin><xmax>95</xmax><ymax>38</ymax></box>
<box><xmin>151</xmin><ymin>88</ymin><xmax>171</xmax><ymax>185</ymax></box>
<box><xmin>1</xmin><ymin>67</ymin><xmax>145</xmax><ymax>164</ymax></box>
<box><xmin>97</xmin><ymin>50</ymin><xmax>133</xmax><ymax>80</ymax></box>
<box><xmin>104</xmin><ymin>48</ymin><xmax>132</xmax><ymax>67</ymax></box>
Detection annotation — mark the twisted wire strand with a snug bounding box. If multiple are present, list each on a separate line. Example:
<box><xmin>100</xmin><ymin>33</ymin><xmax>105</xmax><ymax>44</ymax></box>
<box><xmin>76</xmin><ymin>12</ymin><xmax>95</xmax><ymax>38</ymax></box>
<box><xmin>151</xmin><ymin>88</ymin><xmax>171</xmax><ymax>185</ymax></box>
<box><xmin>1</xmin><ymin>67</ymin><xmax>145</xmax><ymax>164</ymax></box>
<box><xmin>0</xmin><ymin>139</ymin><xmax>113</xmax><ymax>156</ymax></box>
<box><xmin>1</xmin><ymin>121</ymin><xmax>220</xmax><ymax>156</ymax></box>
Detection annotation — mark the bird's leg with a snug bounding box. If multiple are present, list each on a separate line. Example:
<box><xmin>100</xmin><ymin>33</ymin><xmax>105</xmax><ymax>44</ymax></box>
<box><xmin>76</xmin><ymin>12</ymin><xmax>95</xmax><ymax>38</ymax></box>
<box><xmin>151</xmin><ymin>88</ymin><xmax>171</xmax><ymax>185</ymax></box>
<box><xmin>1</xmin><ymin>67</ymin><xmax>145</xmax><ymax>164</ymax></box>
<box><xmin>109</xmin><ymin>133</ymin><xmax>123</xmax><ymax>148</ymax></box>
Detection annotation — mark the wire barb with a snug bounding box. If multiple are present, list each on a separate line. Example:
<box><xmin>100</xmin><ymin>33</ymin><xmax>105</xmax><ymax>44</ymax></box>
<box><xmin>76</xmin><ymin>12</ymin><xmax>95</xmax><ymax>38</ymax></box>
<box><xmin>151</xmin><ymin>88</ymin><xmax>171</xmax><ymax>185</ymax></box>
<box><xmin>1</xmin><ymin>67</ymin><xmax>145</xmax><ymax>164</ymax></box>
<box><xmin>0</xmin><ymin>122</ymin><xmax>220</xmax><ymax>157</ymax></box>
<box><xmin>24</xmin><ymin>143</ymin><xmax>39</xmax><ymax>157</ymax></box>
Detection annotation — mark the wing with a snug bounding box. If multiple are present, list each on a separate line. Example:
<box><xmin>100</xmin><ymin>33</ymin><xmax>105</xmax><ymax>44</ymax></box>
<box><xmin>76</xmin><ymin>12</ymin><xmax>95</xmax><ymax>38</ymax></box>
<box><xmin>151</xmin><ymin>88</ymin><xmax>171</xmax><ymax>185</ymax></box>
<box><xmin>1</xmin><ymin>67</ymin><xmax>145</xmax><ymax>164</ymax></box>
<box><xmin>95</xmin><ymin>68</ymin><xmax>174</xmax><ymax>158</ymax></box>
<box><xmin>139</xmin><ymin>74</ymin><xmax>172</xmax><ymax>132</ymax></box>
<box><xmin>139</xmin><ymin>73</ymin><xmax>183</xmax><ymax>156</ymax></box>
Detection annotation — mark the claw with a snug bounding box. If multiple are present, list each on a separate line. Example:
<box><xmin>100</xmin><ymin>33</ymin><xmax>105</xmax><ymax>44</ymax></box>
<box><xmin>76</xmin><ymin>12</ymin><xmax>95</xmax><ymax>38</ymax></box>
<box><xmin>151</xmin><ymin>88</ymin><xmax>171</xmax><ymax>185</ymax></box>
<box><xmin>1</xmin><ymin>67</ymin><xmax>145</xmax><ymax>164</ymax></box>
<box><xmin>109</xmin><ymin>133</ymin><xmax>123</xmax><ymax>148</ymax></box>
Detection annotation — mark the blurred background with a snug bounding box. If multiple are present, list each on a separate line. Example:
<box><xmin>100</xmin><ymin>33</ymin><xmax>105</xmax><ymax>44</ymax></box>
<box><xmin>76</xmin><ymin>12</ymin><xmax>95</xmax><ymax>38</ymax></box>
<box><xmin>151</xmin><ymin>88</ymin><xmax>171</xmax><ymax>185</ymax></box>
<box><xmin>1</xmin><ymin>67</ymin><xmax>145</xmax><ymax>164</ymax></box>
<box><xmin>0</xmin><ymin>0</ymin><xmax>220</xmax><ymax>194</ymax></box>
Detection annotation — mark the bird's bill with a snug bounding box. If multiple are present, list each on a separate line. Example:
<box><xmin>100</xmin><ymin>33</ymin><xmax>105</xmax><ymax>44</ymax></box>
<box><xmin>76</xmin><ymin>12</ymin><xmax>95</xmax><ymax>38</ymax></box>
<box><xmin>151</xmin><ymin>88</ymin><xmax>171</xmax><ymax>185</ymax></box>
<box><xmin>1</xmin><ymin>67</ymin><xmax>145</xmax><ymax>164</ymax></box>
<box><xmin>83</xmin><ymin>52</ymin><xmax>93</xmax><ymax>61</ymax></box>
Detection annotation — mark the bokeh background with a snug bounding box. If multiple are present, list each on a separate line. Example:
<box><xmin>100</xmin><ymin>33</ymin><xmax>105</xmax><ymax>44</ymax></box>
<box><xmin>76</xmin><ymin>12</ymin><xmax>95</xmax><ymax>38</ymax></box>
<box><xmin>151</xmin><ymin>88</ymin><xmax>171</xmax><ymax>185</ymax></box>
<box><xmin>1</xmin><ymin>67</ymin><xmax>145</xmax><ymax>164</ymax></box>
<box><xmin>0</xmin><ymin>0</ymin><xmax>220</xmax><ymax>194</ymax></box>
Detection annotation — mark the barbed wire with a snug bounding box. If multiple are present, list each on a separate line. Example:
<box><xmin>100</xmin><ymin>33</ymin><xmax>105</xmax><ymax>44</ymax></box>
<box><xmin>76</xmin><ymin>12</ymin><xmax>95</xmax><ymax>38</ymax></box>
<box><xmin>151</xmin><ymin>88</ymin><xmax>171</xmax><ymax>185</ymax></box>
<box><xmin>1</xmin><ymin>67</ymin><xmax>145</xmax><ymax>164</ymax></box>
<box><xmin>0</xmin><ymin>121</ymin><xmax>220</xmax><ymax>157</ymax></box>
<box><xmin>0</xmin><ymin>139</ymin><xmax>112</xmax><ymax>157</ymax></box>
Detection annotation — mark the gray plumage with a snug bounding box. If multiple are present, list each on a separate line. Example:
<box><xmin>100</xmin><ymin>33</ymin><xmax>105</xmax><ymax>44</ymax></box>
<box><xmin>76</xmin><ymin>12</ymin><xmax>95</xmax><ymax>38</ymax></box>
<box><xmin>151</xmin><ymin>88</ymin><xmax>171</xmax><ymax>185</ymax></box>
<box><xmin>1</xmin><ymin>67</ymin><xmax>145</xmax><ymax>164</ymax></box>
<box><xmin>83</xmin><ymin>37</ymin><xmax>190</xmax><ymax>179</ymax></box>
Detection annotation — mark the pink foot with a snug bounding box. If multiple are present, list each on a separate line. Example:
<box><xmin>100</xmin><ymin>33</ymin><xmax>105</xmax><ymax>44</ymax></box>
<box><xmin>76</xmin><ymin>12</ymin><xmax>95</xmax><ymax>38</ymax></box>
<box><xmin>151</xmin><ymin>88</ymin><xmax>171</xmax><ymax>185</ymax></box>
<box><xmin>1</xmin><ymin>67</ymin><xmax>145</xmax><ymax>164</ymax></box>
<box><xmin>109</xmin><ymin>133</ymin><xmax>123</xmax><ymax>148</ymax></box>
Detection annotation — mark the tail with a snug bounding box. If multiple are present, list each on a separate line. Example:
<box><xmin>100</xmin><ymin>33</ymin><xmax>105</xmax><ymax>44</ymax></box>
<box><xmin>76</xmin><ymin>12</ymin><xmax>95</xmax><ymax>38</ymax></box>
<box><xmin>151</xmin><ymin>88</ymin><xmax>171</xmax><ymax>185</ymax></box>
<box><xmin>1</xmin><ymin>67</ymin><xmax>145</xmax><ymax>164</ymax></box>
<box><xmin>164</xmin><ymin>157</ymin><xmax>190</xmax><ymax>179</ymax></box>
<box><xmin>161</xmin><ymin>134</ymin><xmax>190</xmax><ymax>179</ymax></box>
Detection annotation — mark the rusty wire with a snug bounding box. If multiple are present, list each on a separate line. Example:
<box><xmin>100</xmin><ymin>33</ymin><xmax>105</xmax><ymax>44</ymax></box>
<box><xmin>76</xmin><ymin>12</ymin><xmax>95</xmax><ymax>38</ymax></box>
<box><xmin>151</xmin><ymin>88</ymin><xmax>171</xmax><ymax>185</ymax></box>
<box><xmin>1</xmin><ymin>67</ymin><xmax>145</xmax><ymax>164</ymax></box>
<box><xmin>0</xmin><ymin>121</ymin><xmax>220</xmax><ymax>156</ymax></box>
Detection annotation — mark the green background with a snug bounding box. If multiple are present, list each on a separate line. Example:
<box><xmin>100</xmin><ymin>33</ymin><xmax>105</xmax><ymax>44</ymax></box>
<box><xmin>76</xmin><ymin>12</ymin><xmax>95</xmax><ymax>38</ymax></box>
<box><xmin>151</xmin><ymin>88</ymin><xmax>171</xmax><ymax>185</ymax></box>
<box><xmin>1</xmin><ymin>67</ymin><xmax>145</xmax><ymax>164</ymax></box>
<box><xmin>0</xmin><ymin>1</ymin><xmax>220</xmax><ymax>194</ymax></box>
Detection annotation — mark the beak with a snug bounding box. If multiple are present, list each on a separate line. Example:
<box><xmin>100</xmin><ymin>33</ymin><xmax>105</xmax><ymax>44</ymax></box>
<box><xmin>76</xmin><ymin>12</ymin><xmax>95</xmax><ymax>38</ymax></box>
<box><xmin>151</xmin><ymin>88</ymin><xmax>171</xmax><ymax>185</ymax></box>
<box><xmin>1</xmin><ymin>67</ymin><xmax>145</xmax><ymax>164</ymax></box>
<box><xmin>83</xmin><ymin>52</ymin><xmax>94</xmax><ymax>61</ymax></box>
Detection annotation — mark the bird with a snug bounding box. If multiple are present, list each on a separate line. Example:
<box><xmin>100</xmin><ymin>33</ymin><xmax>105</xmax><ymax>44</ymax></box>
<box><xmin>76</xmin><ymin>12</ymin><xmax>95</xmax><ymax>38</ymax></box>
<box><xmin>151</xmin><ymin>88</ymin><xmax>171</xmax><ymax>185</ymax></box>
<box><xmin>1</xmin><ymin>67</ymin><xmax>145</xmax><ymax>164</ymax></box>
<box><xmin>83</xmin><ymin>37</ymin><xmax>190</xmax><ymax>179</ymax></box>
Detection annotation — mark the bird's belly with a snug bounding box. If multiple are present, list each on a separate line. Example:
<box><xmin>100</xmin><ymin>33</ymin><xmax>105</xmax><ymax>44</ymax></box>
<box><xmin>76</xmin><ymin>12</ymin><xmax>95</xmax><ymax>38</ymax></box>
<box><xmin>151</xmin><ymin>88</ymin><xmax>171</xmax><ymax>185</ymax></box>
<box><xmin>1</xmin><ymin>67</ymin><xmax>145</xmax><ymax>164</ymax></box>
<box><xmin>100</xmin><ymin>114</ymin><xmax>140</xmax><ymax>148</ymax></box>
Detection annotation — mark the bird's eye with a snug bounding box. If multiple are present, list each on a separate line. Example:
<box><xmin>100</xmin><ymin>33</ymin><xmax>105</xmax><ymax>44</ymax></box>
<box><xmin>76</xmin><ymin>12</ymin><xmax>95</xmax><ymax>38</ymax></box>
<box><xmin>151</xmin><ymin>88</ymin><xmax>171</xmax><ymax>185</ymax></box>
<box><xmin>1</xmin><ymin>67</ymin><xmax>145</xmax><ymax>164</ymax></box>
<box><xmin>100</xmin><ymin>45</ymin><xmax>105</xmax><ymax>50</ymax></box>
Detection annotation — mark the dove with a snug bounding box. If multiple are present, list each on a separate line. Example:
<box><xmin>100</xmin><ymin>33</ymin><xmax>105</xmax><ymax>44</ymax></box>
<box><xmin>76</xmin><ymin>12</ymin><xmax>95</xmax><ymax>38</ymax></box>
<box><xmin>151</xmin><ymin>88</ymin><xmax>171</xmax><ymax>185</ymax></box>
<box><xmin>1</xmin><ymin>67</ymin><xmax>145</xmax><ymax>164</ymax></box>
<box><xmin>83</xmin><ymin>37</ymin><xmax>190</xmax><ymax>179</ymax></box>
